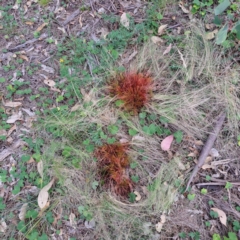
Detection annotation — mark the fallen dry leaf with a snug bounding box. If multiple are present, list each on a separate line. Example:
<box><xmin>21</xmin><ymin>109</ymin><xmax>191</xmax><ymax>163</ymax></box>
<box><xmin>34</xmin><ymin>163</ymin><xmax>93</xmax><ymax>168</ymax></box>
<box><xmin>120</xmin><ymin>138</ymin><xmax>128</xmax><ymax>143</ymax></box>
<box><xmin>179</xmin><ymin>1</ymin><xmax>190</xmax><ymax>13</ymax></box>
<box><xmin>134</xmin><ymin>191</ymin><xmax>141</xmax><ymax>201</ymax></box>
<box><xmin>204</xmin><ymin>156</ymin><xmax>213</xmax><ymax>164</ymax></box>
<box><xmin>7</xmin><ymin>124</ymin><xmax>16</xmax><ymax>136</ymax></box>
<box><xmin>50</xmin><ymin>87</ymin><xmax>61</xmax><ymax>93</ymax></box>
<box><xmin>163</xmin><ymin>43</ymin><xmax>172</xmax><ymax>55</ymax></box>
<box><xmin>22</xmin><ymin>108</ymin><xmax>35</xmax><ymax>117</ymax></box>
<box><xmin>205</xmin><ymin>30</ymin><xmax>218</xmax><ymax>40</ymax></box>
<box><xmin>155</xmin><ymin>222</ymin><xmax>163</xmax><ymax>233</ymax></box>
<box><xmin>38</xmin><ymin>191</ymin><xmax>49</xmax><ymax>210</ymax></box>
<box><xmin>71</xmin><ymin>104</ymin><xmax>81</xmax><ymax>112</ymax></box>
<box><xmin>4</xmin><ymin>101</ymin><xmax>22</xmax><ymax>108</ymax></box>
<box><xmin>0</xmin><ymin>129</ymin><xmax>7</xmax><ymax>137</ymax></box>
<box><xmin>37</xmin><ymin>161</ymin><xmax>43</xmax><ymax>178</ymax></box>
<box><xmin>85</xmin><ymin>219</ymin><xmax>96</xmax><ymax>229</ymax></box>
<box><xmin>151</xmin><ymin>36</ymin><xmax>164</xmax><ymax>44</ymax></box>
<box><xmin>19</xmin><ymin>203</ymin><xmax>28</xmax><ymax>220</ymax></box>
<box><xmin>0</xmin><ymin>220</ymin><xmax>7</xmax><ymax>233</ymax></box>
<box><xmin>160</xmin><ymin>214</ymin><xmax>166</xmax><ymax>224</ymax></box>
<box><xmin>188</xmin><ymin>152</ymin><xmax>196</xmax><ymax>157</ymax></box>
<box><xmin>41</xmin><ymin>65</ymin><xmax>55</xmax><ymax>74</ymax></box>
<box><xmin>195</xmin><ymin>140</ymin><xmax>204</xmax><ymax>146</ymax></box>
<box><xmin>7</xmin><ymin>136</ymin><xmax>13</xmax><ymax>144</ymax></box>
<box><xmin>27</xmin><ymin>157</ymin><xmax>35</xmax><ymax>164</ymax></box>
<box><xmin>38</xmin><ymin>178</ymin><xmax>55</xmax><ymax>209</ymax></box>
<box><xmin>174</xmin><ymin>157</ymin><xmax>186</xmax><ymax>170</ymax></box>
<box><xmin>35</xmin><ymin>22</ymin><xmax>47</xmax><ymax>32</ymax></box>
<box><xmin>99</xmin><ymin>27</ymin><xmax>109</xmax><ymax>39</ymax></box>
<box><xmin>201</xmin><ymin>164</ymin><xmax>213</xmax><ymax>170</ymax></box>
<box><xmin>132</xmin><ymin>135</ymin><xmax>145</xmax><ymax>142</ymax></box>
<box><xmin>158</xmin><ymin>24</ymin><xmax>168</xmax><ymax>35</ymax></box>
<box><xmin>44</xmin><ymin>79</ymin><xmax>56</xmax><ymax>87</ymax></box>
<box><xmin>25</xmin><ymin>21</ymin><xmax>34</xmax><ymax>25</ymax></box>
<box><xmin>12</xmin><ymin>1</ymin><xmax>19</xmax><ymax>10</ymax></box>
<box><xmin>14</xmin><ymin>97</ymin><xmax>24</xmax><ymax>101</ymax></box>
<box><xmin>69</xmin><ymin>213</ymin><xmax>77</xmax><ymax>227</ymax></box>
<box><xmin>23</xmin><ymin>5</ymin><xmax>28</xmax><ymax>14</ymax></box>
<box><xmin>161</xmin><ymin>135</ymin><xmax>174</xmax><ymax>151</ymax></box>
<box><xmin>19</xmin><ymin>54</ymin><xmax>29</xmax><ymax>62</ymax></box>
<box><xmin>211</xmin><ymin>208</ymin><xmax>227</xmax><ymax>226</ymax></box>
<box><xmin>38</xmin><ymin>202</ymin><xmax>50</xmax><ymax>217</ymax></box>
<box><xmin>0</xmin><ymin>140</ymin><xmax>25</xmax><ymax>161</ymax></box>
<box><xmin>205</xmin><ymin>24</ymin><xmax>215</xmax><ymax>30</ymax></box>
<box><xmin>79</xmin><ymin>15</ymin><xmax>83</xmax><ymax>28</ymax></box>
<box><xmin>120</xmin><ymin>12</ymin><xmax>129</xmax><ymax>30</ymax></box>
<box><xmin>7</xmin><ymin>111</ymin><xmax>23</xmax><ymax>123</ymax></box>
<box><xmin>210</xmin><ymin>148</ymin><xmax>219</xmax><ymax>157</ymax></box>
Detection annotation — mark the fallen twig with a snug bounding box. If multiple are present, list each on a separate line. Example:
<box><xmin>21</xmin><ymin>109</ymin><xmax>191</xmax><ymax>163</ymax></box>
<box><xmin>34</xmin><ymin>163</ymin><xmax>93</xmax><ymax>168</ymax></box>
<box><xmin>185</xmin><ymin>112</ymin><xmax>226</xmax><ymax>190</ymax></box>
<box><xmin>62</xmin><ymin>9</ymin><xmax>80</xmax><ymax>26</ymax></box>
<box><xmin>7</xmin><ymin>33</ymin><xmax>48</xmax><ymax>52</ymax></box>
<box><xmin>196</xmin><ymin>182</ymin><xmax>240</xmax><ymax>187</ymax></box>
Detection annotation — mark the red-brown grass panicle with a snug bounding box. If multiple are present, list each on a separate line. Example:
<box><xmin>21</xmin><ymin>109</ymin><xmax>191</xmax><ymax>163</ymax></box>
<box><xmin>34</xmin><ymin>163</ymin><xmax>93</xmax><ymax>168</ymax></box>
<box><xmin>94</xmin><ymin>143</ymin><xmax>133</xmax><ymax>196</ymax></box>
<box><xmin>108</xmin><ymin>72</ymin><xmax>153</xmax><ymax>114</ymax></box>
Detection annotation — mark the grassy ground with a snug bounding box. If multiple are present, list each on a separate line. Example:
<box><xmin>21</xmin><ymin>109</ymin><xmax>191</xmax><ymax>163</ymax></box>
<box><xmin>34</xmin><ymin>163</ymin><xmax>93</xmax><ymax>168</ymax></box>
<box><xmin>0</xmin><ymin>0</ymin><xmax>240</xmax><ymax>239</ymax></box>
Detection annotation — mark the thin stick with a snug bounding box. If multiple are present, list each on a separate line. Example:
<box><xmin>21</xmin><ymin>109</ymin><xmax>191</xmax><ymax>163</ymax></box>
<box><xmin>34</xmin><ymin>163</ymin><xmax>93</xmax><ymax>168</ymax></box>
<box><xmin>62</xmin><ymin>9</ymin><xmax>80</xmax><ymax>26</ymax></box>
<box><xmin>185</xmin><ymin>112</ymin><xmax>226</xmax><ymax>190</ymax></box>
<box><xmin>196</xmin><ymin>182</ymin><xmax>240</xmax><ymax>187</ymax></box>
<box><xmin>7</xmin><ymin>33</ymin><xmax>48</xmax><ymax>52</ymax></box>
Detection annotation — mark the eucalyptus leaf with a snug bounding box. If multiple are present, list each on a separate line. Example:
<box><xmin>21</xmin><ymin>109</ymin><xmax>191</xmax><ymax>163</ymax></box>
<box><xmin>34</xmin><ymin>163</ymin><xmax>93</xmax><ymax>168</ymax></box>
<box><xmin>216</xmin><ymin>24</ymin><xmax>228</xmax><ymax>45</ymax></box>
<box><xmin>214</xmin><ymin>0</ymin><xmax>230</xmax><ymax>15</ymax></box>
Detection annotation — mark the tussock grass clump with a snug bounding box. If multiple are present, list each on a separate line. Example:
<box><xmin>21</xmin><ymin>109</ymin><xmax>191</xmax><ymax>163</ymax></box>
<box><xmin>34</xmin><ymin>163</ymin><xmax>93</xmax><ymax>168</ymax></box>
<box><xmin>108</xmin><ymin>72</ymin><xmax>153</xmax><ymax>114</ymax></box>
<box><xmin>94</xmin><ymin>143</ymin><xmax>133</xmax><ymax>196</ymax></box>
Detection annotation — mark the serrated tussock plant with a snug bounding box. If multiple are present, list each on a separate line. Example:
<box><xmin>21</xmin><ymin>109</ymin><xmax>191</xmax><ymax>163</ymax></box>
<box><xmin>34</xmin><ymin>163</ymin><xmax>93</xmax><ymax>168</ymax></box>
<box><xmin>94</xmin><ymin>143</ymin><xmax>133</xmax><ymax>196</ymax></box>
<box><xmin>108</xmin><ymin>71</ymin><xmax>153</xmax><ymax>114</ymax></box>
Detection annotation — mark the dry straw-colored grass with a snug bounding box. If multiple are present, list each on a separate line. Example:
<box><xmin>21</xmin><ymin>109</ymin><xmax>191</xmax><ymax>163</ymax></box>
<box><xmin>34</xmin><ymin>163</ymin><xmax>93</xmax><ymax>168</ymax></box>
<box><xmin>40</xmin><ymin>23</ymin><xmax>240</xmax><ymax>238</ymax></box>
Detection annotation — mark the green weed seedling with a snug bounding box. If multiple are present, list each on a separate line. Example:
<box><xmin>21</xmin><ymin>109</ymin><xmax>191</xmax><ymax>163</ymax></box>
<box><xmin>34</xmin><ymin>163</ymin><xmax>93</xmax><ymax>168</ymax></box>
<box><xmin>0</xmin><ymin>77</ymin><xmax>5</xmax><ymax>83</ymax></box>
<box><xmin>173</xmin><ymin>130</ymin><xmax>183</xmax><ymax>143</ymax></box>
<box><xmin>213</xmin><ymin>232</ymin><xmax>238</xmax><ymax>240</ymax></box>
<box><xmin>225</xmin><ymin>181</ymin><xmax>233</xmax><ymax>189</ymax></box>
<box><xmin>233</xmin><ymin>220</ymin><xmax>240</xmax><ymax>231</ymax></box>
<box><xmin>237</xmin><ymin>135</ymin><xmax>240</xmax><ymax>146</ymax></box>
<box><xmin>179</xmin><ymin>231</ymin><xmax>200</xmax><ymax>239</ymax></box>
<box><xmin>191</xmin><ymin>0</ymin><xmax>214</xmax><ymax>15</ymax></box>
<box><xmin>131</xmin><ymin>175</ymin><xmax>139</xmax><ymax>183</ymax></box>
<box><xmin>0</xmin><ymin>197</ymin><xmax>6</xmax><ymax>210</ymax></box>
<box><xmin>206</xmin><ymin>175</ymin><xmax>212</xmax><ymax>181</ymax></box>
<box><xmin>187</xmin><ymin>193</ymin><xmax>195</xmax><ymax>201</ymax></box>
<box><xmin>0</xmin><ymin>5</ymin><xmax>17</xmax><ymax>35</ymax></box>
<box><xmin>128</xmin><ymin>192</ymin><xmax>136</xmax><ymax>203</ymax></box>
<box><xmin>107</xmin><ymin>124</ymin><xmax>119</xmax><ymax>135</ymax></box>
<box><xmin>91</xmin><ymin>180</ymin><xmax>99</xmax><ymax>190</ymax></box>
<box><xmin>200</xmin><ymin>188</ymin><xmax>208</xmax><ymax>194</ymax></box>
<box><xmin>205</xmin><ymin>221</ymin><xmax>211</xmax><ymax>227</ymax></box>
<box><xmin>78</xmin><ymin>205</ymin><xmax>93</xmax><ymax>221</ymax></box>
<box><xmin>210</xmin><ymin>210</ymin><xmax>218</xmax><ymax>218</ymax></box>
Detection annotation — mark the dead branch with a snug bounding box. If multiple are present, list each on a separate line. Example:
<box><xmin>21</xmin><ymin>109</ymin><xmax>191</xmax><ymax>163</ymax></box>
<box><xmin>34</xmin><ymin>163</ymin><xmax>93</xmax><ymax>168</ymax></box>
<box><xmin>185</xmin><ymin>112</ymin><xmax>226</xmax><ymax>190</ymax></box>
